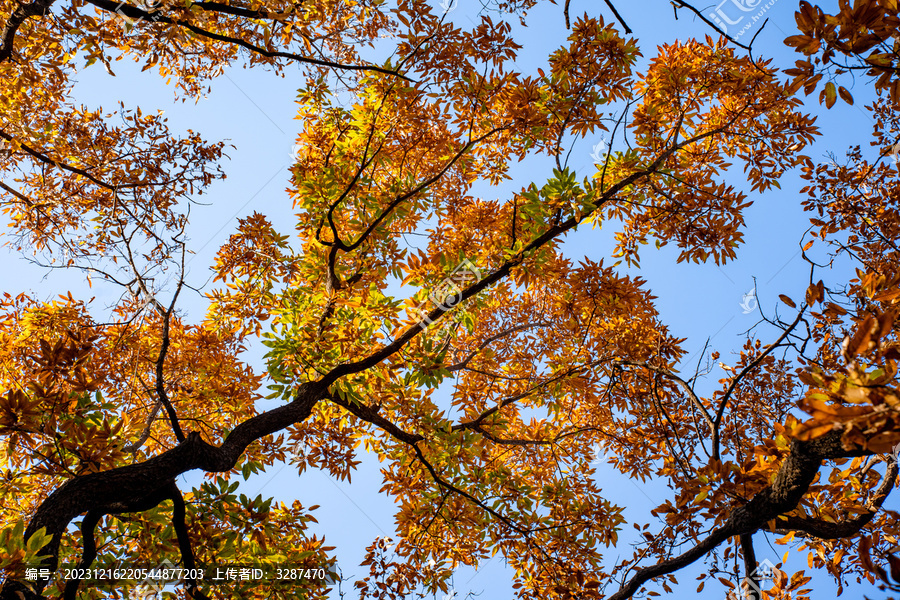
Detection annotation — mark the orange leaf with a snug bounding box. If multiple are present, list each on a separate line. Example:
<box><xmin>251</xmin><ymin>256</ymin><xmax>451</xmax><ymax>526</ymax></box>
<box><xmin>779</xmin><ymin>295</ymin><xmax>796</xmax><ymax>308</ymax></box>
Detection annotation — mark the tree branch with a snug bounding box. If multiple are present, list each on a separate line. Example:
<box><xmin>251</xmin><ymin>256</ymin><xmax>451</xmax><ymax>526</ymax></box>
<box><xmin>326</xmin><ymin>391</ymin><xmax>423</xmax><ymax>445</ymax></box>
<box><xmin>155</xmin><ymin>278</ymin><xmax>185</xmax><ymax>442</ymax></box>
<box><xmin>0</xmin><ymin>180</ymin><xmax>34</xmax><ymax>206</ymax></box>
<box><xmin>602</xmin><ymin>0</ymin><xmax>632</xmax><ymax>34</ymax></box>
<box><xmin>84</xmin><ymin>0</ymin><xmax>411</xmax><ymax>81</ymax></box>
<box><xmin>0</xmin><ymin>0</ymin><xmax>56</xmax><ymax>62</ymax></box>
<box><xmin>740</xmin><ymin>533</ymin><xmax>759</xmax><ymax>600</ymax></box>
<box><xmin>776</xmin><ymin>457</ymin><xmax>898</xmax><ymax>540</ymax></box>
<box><xmin>445</xmin><ymin>322</ymin><xmax>551</xmax><ymax>372</ymax></box>
<box><xmin>62</xmin><ymin>510</ymin><xmax>102</xmax><ymax>600</ymax></box>
<box><xmin>321</xmin><ymin>120</ymin><xmax>747</xmax><ymax>386</ymax></box>
<box><xmin>711</xmin><ymin>309</ymin><xmax>806</xmax><ymax>461</ymax></box>
<box><xmin>190</xmin><ymin>0</ymin><xmax>303</xmax><ymax>21</ymax></box>
<box><xmin>166</xmin><ymin>481</ymin><xmax>209</xmax><ymax>599</ymax></box>
<box><xmin>669</xmin><ymin>0</ymin><xmax>751</xmax><ymax>51</ymax></box>
<box><xmin>605</xmin><ymin>429</ymin><xmax>871</xmax><ymax>600</ymax></box>
<box><xmin>0</xmin><ymin>382</ymin><xmax>324</xmax><ymax>600</ymax></box>
<box><xmin>613</xmin><ymin>359</ymin><xmax>715</xmax><ymax>434</ymax></box>
<box><xmin>122</xmin><ymin>399</ymin><xmax>163</xmax><ymax>454</ymax></box>
<box><xmin>0</xmin><ymin>129</ymin><xmax>119</xmax><ymax>191</ymax></box>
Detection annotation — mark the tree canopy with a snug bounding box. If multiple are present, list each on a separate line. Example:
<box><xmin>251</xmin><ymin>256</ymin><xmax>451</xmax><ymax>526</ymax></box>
<box><xmin>1</xmin><ymin>0</ymin><xmax>900</xmax><ymax>599</ymax></box>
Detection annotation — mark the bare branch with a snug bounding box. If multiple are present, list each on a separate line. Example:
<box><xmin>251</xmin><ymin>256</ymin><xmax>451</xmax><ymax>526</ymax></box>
<box><xmin>155</xmin><ymin>277</ymin><xmax>185</xmax><ymax>442</ymax></box>
<box><xmin>711</xmin><ymin>309</ymin><xmax>806</xmax><ymax>461</ymax></box>
<box><xmin>446</xmin><ymin>322</ymin><xmax>551</xmax><ymax>372</ymax></box>
<box><xmin>669</xmin><ymin>0</ymin><xmax>751</xmax><ymax>51</ymax></box>
<box><xmin>602</xmin><ymin>0</ymin><xmax>632</xmax><ymax>34</ymax></box>
<box><xmin>613</xmin><ymin>359</ymin><xmax>715</xmax><ymax>432</ymax></box>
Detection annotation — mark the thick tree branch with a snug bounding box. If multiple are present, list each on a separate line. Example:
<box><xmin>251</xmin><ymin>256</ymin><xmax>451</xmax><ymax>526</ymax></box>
<box><xmin>321</xmin><ymin>121</ymin><xmax>745</xmax><ymax>386</ymax></box>
<box><xmin>190</xmin><ymin>0</ymin><xmax>303</xmax><ymax>20</ymax></box>
<box><xmin>328</xmin><ymin>389</ymin><xmax>555</xmax><ymax>449</ymax></box>
<box><xmin>0</xmin><ymin>382</ymin><xmax>324</xmax><ymax>600</ymax></box>
<box><xmin>605</xmin><ymin>428</ymin><xmax>871</xmax><ymax>600</ymax></box>
<box><xmin>0</xmin><ymin>0</ymin><xmax>55</xmax><ymax>62</ymax></box>
<box><xmin>0</xmin><ymin>180</ymin><xmax>34</xmax><ymax>206</ymax></box>
<box><xmin>326</xmin><ymin>391</ymin><xmax>423</xmax><ymax>445</ymax></box>
<box><xmin>62</xmin><ymin>510</ymin><xmax>102</xmax><ymax>600</ymax></box>
<box><xmin>42</xmin><ymin>484</ymin><xmax>176</xmax><ymax>600</ymax></box>
<box><xmin>776</xmin><ymin>457</ymin><xmax>898</xmax><ymax>540</ymax></box>
<box><xmin>166</xmin><ymin>482</ymin><xmax>209</xmax><ymax>599</ymax></box>
<box><xmin>740</xmin><ymin>533</ymin><xmax>759</xmax><ymax>600</ymax></box>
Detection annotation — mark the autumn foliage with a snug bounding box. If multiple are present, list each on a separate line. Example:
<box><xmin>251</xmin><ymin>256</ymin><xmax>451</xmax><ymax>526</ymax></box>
<box><xmin>0</xmin><ymin>0</ymin><xmax>900</xmax><ymax>599</ymax></box>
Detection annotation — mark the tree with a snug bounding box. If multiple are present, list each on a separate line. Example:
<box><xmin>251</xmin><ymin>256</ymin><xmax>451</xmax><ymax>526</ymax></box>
<box><xmin>0</xmin><ymin>0</ymin><xmax>898</xmax><ymax>598</ymax></box>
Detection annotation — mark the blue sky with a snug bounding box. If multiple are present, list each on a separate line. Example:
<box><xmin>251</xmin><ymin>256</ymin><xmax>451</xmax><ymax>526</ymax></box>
<box><xmin>4</xmin><ymin>0</ymin><xmax>895</xmax><ymax>598</ymax></box>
